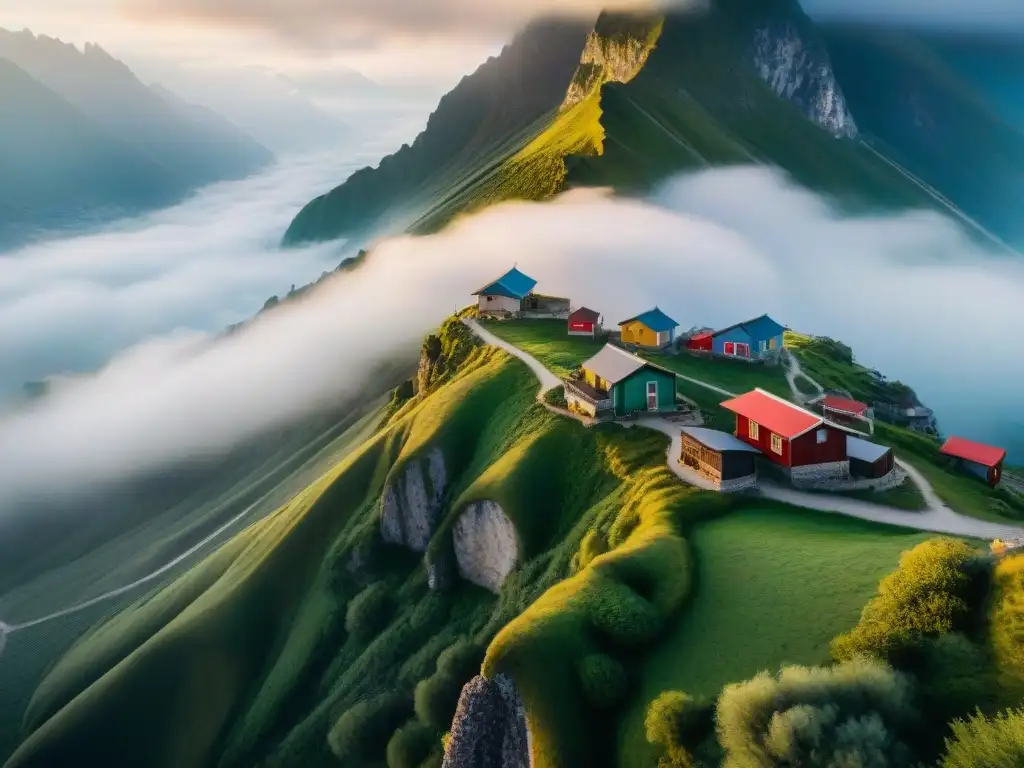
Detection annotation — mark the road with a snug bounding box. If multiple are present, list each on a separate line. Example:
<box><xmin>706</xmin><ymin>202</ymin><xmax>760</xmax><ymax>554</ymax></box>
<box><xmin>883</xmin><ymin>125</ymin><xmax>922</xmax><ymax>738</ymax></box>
<box><xmin>463</xmin><ymin>322</ymin><xmax>1024</xmax><ymax>540</ymax></box>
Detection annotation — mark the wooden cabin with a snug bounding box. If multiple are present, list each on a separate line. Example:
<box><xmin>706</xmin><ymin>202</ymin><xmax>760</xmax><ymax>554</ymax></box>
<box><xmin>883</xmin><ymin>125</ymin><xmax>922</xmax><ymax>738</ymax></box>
<box><xmin>618</xmin><ymin>307</ymin><xmax>679</xmax><ymax>349</ymax></box>
<box><xmin>847</xmin><ymin>435</ymin><xmax>895</xmax><ymax>479</ymax></box>
<box><xmin>565</xmin><ymin>344</ymin><xmax>676</xmax><ymax>418</ymax></box>
<box><xmin>568</xmin><ymin>307</ymin><xmax>602</xmax><ymax>337</ymax></box>
<box><xmin>680</xmin><ymin>427</ymin><xmax>760</xmax><ymax>492</ymax></box>
<box><xmin>939</xmin><ymin>436</ymin><xmax>1007</xmax><ymax>487</ymax></box>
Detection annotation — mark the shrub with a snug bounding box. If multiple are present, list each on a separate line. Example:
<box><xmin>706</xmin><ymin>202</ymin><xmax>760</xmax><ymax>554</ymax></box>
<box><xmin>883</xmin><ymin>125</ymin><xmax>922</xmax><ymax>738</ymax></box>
<box><xmin>716</xmin><ymin>658</ymin><xmax>921</xmax><ymax>768</ymax></box>
<box><xmin>328</xmin><ymin>691</ymin><xmax>412</xmax><ymax>762</ymax></box>
<box><xmin>586</xmin><ymin>579</ymin><xmax>662</xmax><ymax>645</ymax></box>
<box><xmin>572</xmin><ymin>528</ymin><xmax>608</xmax><ymax>573</ymax></box>
<box><xmin>645</xmin><ymin>690</ymin><xmax>713</xmax><ymax>767</ymax></box>
<box><xmin>942</xmin><ymin>708</ymin><xmax>1024</xmax><ymax>767</ymax></box>
<box><xmin>543</xmin><ymin>385</ymin><xmax>568</xmax><ymax>409</ymax></box>
<box><xmin>346</xmin><ymin>581</ymin><xmax>395</xmax><ymax>641</ymax></box>
<box><xmin>831</xmin><ymin>538</ymin><xmax>977</xmax><ymax>663</ymax></box>
<box><xmin>577</xmin><ymin>653</ymin><xmax>627</xmax><ymax>709</ymax></box>
<box><xmin>414</xmin><ymin>640</ymin><xmax>485</xmax><ymax>732</ymax></box>
<box><xmin>917</xmin><ymin>632</ymin><xmax>991</xmax><ymax>722</ymax></box>
<box><xmin>387</xmin><ymin>719</ymin><xmax>437</xmax><ymax>768</ymax></box>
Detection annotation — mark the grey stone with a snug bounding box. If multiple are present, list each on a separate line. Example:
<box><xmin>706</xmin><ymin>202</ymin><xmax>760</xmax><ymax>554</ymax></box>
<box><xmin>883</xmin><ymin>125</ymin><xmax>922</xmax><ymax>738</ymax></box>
<box><xmin>442</xmin><ymin>674</ymin><xmax>530</xmax><ymax>768</ymax></box>
<box><xmin>380</xmin><ymin>446</ymin><xmax>447</xmax><ymax>553</ymax></box>
<box><xmin>453</xmin><ymin>501</ymin><xmax>520</xmax><ymax>594</ymax></box>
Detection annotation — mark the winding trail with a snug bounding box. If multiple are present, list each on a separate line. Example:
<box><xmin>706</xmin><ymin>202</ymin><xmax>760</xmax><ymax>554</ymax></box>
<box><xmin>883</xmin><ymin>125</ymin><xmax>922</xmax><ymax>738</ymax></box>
<box><xmin>784</xmin><ymin>349</ymin><xmax>824</xmax><ymax>404</ymax></box>
<box><xmin>464</xmin><ymin>321</ymin><xmax>1024</xmax><ymax>540</ymax></box>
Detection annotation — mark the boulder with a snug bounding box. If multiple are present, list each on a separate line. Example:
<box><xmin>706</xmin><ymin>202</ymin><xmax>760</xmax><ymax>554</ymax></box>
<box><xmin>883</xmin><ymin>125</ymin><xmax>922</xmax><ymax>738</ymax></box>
<box><xmin>442</xmin><ymin>674</ymin><xmax>530</xmax><ymax>768</ymax></box>
<box><xmin>453</xmin><ymin>501</ymin><xmax>519</xmax><ymax>594</ymax></box>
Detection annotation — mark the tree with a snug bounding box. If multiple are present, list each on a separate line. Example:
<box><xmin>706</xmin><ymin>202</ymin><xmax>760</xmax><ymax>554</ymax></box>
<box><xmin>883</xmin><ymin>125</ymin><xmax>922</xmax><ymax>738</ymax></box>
<box><xmin>942</xmin><ymin>708</ymin><xmax>1024</xmax><ymax>767</ymax></box>
<box><xmin>716</xmin><ymin>658</ymin><xmax>921</xmax><ymax>768</ymax></box>
<box><xmin>646</xmin><ymin>690</ymin><xmax>713</xmax><ymax>767</ymax></box>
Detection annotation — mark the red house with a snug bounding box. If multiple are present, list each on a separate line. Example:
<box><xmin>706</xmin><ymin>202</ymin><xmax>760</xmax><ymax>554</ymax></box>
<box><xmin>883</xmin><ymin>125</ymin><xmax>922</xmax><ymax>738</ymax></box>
<box><xmin>939</xmin><ymin>436</ymin><xmax>1006</xmax><ymax>487</ymax></box>
<box><xmin>568</xmin><ymin>307</ymin><xmax>602</xmax><ymax>337</ymax></box>
<box><xmin>720</xmin><ymin>388</ymin><xmax>854</xmax><ymax>472</ymax></box>
<box><xmin>686</xmin><ymin>332</ymin><xmax>713</xmax><ymax>352</ymax></box>
<box><xmin>822</xmin><ymin>395</ymin><xmax>869</xmax><ymax>419</ymax></box>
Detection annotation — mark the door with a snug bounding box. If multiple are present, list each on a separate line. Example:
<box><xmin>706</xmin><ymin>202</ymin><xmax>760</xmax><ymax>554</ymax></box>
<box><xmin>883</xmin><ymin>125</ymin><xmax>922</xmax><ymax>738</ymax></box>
<box><xmin>647</xmin><ymin>381</ymin><xmax>658</xmax><ymax>411</ymax></box>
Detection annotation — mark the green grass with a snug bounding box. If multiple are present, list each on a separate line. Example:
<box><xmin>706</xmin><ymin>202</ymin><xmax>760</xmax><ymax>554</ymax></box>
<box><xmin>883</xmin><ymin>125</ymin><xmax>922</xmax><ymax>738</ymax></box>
<box><xmin>810</xmin><ymin>476</ymin><xmax>930</xmax><ymax>511</ymax></box>
<box><xmin>616</xmin><ymin>507</ymin><xmax>933</xmax><ymax>768</ymax></box>
<box><xmin>673</xmin><ymin>378</ymin><xmax>735</xmax><ymax>431</ymax></box>
<box><xmin>479</xmin><ymin>318</ymin><xmax>607</xmax><ymax>378</ymax></box>
<box><xmin>643</xmin><ymin>350</ymin><xmax>791</xmax><ymax>398</ymax></box>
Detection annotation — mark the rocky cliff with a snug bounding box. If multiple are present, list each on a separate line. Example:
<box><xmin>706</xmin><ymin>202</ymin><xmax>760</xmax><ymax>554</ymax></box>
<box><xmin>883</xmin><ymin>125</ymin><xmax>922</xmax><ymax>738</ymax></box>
<box><xmin>442</xmin><ymin>674</ymin><xmax>530</xmax><ymax>768</ymax></box>
<box><xmin>748</xmin><ymin>21</ymin><xmax>858</xmax><ymax>138</ymax></box>
<box><xmin>562</xmin><ymin>14</ymin><xmax>664</xmax><ymax>108</ymax></box>
<box><xmin>453</xmin><ymin>501</ymin><xmax>520</xmax><ymax>593</ymax></box>
<box><xmin>380</xmin><ymin>447</ymin><xmax>447</xmax><ymax>552</ymax></box>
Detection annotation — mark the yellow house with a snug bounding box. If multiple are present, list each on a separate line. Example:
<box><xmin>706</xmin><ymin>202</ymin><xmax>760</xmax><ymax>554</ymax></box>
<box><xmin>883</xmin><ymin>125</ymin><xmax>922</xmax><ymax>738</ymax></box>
<box><xmin>618</xmin><ymin>307</ymin><xmax>679</xmax><ymax>349</ymax></box>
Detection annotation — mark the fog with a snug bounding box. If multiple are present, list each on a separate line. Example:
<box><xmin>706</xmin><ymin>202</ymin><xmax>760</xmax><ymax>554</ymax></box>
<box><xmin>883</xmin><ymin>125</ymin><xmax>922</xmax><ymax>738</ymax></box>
<box><xmin>1</xmin><ymin>166</ymin><xmax>1022</xmax><ymax>510</ymax></box>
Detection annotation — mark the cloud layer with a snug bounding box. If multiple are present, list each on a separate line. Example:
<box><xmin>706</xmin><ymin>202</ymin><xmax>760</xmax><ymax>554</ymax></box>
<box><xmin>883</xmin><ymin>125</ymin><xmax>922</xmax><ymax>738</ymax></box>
<box><xmin>1</xmin><ymin>164</ymin><xmax>1023</xmax><ymax>512</ymax></box>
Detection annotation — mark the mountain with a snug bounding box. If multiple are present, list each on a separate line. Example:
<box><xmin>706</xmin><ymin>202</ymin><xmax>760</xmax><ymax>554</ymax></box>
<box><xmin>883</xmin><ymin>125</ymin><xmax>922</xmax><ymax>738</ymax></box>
<box><xmin>0</xmin><ymin>59</ymin><xmax>181</xmax><ymax>248</ymax></box>
<box><xmin>0</xmin><ymin>28</ymin><xmax>273</xmax><ymax>248</ymax></box>
<box><xmin>283</xmin><ymin>0</ymin><xmax>1024</xmax><ymax>250</ymax></box>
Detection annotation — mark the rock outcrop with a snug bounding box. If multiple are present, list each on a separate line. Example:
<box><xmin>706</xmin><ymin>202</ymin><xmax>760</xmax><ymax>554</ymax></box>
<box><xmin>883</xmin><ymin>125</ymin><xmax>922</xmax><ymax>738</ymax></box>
<box><xmin>563</xmin><ymin>14</ymin><xmax>663</xmax><ymax>108</ymax></box>
<box><xmin>380</xmin><ymin>447</ymin><xmax>447</xmax><ymax>553</ymax></box>
<box><xmin>748</xmin><ymin>22</ymin><xmax>858</xmax><ymax>138</ymax></box>
<box><xmin>453</xmin><ymin>501</ymin><xmax>519</xmax><ymax>594</ymax></box>
<box><xmin>442</xmin><ymin>674</ymin><xmax>530</xmax><ymax>768</ymax></box>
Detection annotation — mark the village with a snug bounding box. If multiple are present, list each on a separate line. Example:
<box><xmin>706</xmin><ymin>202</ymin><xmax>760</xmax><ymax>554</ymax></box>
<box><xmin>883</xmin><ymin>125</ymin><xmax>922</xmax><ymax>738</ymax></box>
<box><xmin>471</xmin><ymin>266</ymin><xmax>1020</xmax><ymax>549</ymax></box>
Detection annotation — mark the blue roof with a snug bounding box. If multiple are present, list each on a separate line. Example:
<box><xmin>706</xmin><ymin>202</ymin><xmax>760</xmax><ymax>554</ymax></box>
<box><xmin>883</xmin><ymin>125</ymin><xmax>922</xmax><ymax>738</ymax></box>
<box><xmin>618</xmin><ymin>307</ymin><xmax>678</xmax><ymax>332</ymax></box>
<box><xmin>713</xmin><ymin>314</ymin><xmax>786</xmax><ymax>341</ymax></box>
<box><xmin>472</xmin><ymin>267</ymin><xmax>537</xmax><ymax>300</ymax></box>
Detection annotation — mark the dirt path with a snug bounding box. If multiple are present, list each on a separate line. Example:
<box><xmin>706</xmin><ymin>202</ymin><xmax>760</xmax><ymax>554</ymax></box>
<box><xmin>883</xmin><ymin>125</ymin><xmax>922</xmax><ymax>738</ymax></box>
<box><xmin>784</xmin><ymin>350</ymin><xmax>824</xmax><ymax>404</ymax></box>
<box><xmin>463</xmin><ymin>322</ymin><xmax>1024</xmax><ymax>540</ymax></box>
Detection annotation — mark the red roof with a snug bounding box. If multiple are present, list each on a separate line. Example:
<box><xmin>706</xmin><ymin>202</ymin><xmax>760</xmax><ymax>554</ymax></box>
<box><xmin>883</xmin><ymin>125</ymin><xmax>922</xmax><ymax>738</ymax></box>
<box><xmin>689</xmin><ymin>332</ymin><xmax>713</xmax><ymax>342</ymax></box>
<box><xmin>939</xmin><ymin>436</ymin><xmax>1006</xmax><ymax>468</ymax></box>
<box><xmin>568</xmin><ymin>307</ymin><xmax>601</xmax><ymax>323</ymax></box>
<box><xmin>822</xmin><ymin>395</ymin><xmax>869</xmax><ymax>416</ymax></box>
<box><xmin>720</xmin><ymin>389</ymin><xmax>823</xmax><ymax>439</ymax></box>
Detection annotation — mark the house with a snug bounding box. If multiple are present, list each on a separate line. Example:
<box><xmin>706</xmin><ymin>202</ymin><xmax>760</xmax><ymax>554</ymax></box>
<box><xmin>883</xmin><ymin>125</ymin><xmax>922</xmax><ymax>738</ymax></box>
<box><xmin>939</xmin><ymin>436</ymin><xmax>1007</xmax><ymax>487</ymax></box>
<box><xmin>847</xmin><ymin>435</ymin><xmax>895</xmax><ymax>479</ymax></box>
<box><xmin>720</xmin><ymin>388</ymin><xmax>892</xmax><ymax>485</ymax></box>
<box><xmin>686</xmin><ymin>332</ymin><xmax>713</xmax><ymax>352</ymax></box>
<box><xmin>568</xmin><ymin>307</ymin><xmax>602</xmax><ymax>337</ymax></box>
<box><xmin>565</xmin><ymin>343</ymin><xmax>676</xmax><ymax>418</ymax></box>
<box><xmin>472</xmin><ymin>267</ymin><xmax>537</xmax><ymax>315</ymax></box>
<box><xmin>707</xmin><ymin>314</ymin><xmax>786</xmax><ymax>361</ymax></box>
<box><xmin>619</xmin><ymin>307</ymin><xmax>679</xmax><ymax>349</ymax></box>
<box><xmin>680</xmin><ymin>427</ymin><xmax>760</xmax><ymax>492</ymax></box>
<box><xmin>821</xmin><ymin>395</ymin><xmax>872</xmax><ymax>429</ymax></box>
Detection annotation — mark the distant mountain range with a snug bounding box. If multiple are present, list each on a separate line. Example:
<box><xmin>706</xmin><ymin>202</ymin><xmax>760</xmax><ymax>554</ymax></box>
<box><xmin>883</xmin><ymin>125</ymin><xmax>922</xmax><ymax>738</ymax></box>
<box><xmin>0</xmin><ymin>28</ymin><xmax>273</xmax><ymax>251</ymax></box>
<box><xmin>282</xmin><ymin>0</ymin><xmax>1024</xmax><ymax>251</ymax></box>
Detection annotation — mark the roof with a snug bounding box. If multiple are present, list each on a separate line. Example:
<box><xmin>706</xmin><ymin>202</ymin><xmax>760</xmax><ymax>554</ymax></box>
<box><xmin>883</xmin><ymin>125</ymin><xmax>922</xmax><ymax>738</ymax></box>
<box><xmin>689</xmin><ymin>332</ymin><xmax>713</xmax><ymax>342</ymax></box>
<box><xmin>846</xmin><ymin>436</ymin><xmax>892</xmax><ymax>463</ymax></box>
<box><xmin>618</xmin><ymin>306</ymin><xmax>678</xmax><ymax>332</ymax></box>
<box><xmin>681</xmin><ymin>427</ymin><xmax>762</xmax><ymax>454</ymax></box>
<box><xmin>712</xmin><ymin>314</ymin><xmax>786</xmax><ymax>341</ymax></box>
<box><xmin>580</xmin><ymin>344</ymin><xmax>671</xmax><ymax>385</ymax></box>
<box><xmin>719</xmin><ymin>388</ymin><xmax>826</xmax><ymax>440</ymax></box>
<box><xmin>939</xmin><ymin>436</ymin><xmax>1007</xmax><ymax>468</ymax></box>
<box><xmin>823</xmin><ymin>395</ymin><xmax>869</xmax><ymax>416</ymax></box>
<box><xmin>472</xmin><ymin>267</ymin><xmax>537</xmax><ymax>299</ymax></box>
<box><xmin>569</xmin><ymin>307</ymin><xmax>601</xmax><ymax>323</ymax></box>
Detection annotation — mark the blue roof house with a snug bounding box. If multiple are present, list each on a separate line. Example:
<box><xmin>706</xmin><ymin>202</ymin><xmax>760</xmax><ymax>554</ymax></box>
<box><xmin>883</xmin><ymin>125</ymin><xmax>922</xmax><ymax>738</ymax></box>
<box><xmin>710</xmin><ymin>314</ymin><xmax>786</xmax><ymax>361</ymax></box>
<box><xmin>472</xmin><ymin>267</ymin><xmax>538</xmax><ymax>315</ymax></box>
<box><xmin>618</xmin><ymin>307</ymin><xmax>679</xmax><ymax>349</ymax></box>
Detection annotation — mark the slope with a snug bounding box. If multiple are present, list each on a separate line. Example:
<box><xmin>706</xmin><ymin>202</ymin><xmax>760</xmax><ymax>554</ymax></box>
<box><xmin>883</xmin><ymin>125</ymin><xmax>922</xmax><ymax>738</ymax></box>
<box><xmin>0</xmin><ymin>58</ymin><xmax>179</xmax><ymax>249</ymax></box>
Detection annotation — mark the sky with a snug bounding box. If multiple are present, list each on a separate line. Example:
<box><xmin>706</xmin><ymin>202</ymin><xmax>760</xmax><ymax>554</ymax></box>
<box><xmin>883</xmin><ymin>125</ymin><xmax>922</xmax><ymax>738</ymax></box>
<box><xmin>4</xmin><ymin>0</ymin><xmax>1021</xmax><ymax>90</ymax></box>
<box><xmin>1</xmin><ymin>159</ymin><xmax>1022</xmax><ymax>511</ymax></box>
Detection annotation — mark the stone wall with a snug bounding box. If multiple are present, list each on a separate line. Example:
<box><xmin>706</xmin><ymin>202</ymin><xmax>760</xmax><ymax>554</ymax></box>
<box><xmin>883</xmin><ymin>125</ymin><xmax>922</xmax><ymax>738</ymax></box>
<box><xmin>789</xmin><ymin>460</ymin><xmax>850</xmax><ymax>489</ymax></box>
<box><xmin>442</xmin><ymin>674</ymin><xmax>530</xmax><ymax>768</ymax></box>
<box><xmin>380</xmin><ymin>446</ymin><xmax>447</xmax><ymax>553</ymax></box>
<box><xmin>453</xmin><ymin>501</ymin><xmax>520</xmax><ymax>594</ymax></box>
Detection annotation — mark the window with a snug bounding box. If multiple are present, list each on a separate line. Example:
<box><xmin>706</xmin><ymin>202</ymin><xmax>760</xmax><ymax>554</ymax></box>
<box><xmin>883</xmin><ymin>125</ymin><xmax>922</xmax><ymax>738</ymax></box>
<box><xmin>759</xmin><ymin>340</ymin><xmax>767</xmax><ymax>353</ymax></box>
<box><xmin>486</xmin><ymin>295</ymin><xmax>493</xmax><ymax>302</ymax></box>
<box><xmin>816</xmin><ymin>429</ymin><xmax>828</xmax><ymax>444</ymax></box>
<box><xmin>724</xmin><ymin>342</ymin><xmax>735</xmax><ymax>355</ymax></box>
<box><xmin>735</xmin><ymin>343</ymin><xmax>750</xmax><ymax>358</ymax></box>
<box><xmin>769</xmin><ymin>337</ymin><xmax>778</xmax><ymax>350</ymax></box>
<box><xmin>748</xmin><ymin>421</ymin><xmax>759</xmax><ymax>440</ymax></box>
<box><xmin>771</xmin><ymin>434</ymin><xmax>783</xmax><ymax>455</ymax></box>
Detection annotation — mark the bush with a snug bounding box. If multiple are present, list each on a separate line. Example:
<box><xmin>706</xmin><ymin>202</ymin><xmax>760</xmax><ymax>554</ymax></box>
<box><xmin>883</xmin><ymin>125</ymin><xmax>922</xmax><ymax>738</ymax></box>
<box><xmin>577</xmin><ymin>653</ymin><xmax>627</xmax><ymax>709</ymax></box>
<box><xmin>346</xmin><ymin>581</ymin><xmax>395</xmax><ymax>641</ymax></box>
<box><xmin>387</xmin><ymin>719</ymin><xmax>437</xmax><ymax>768</ymax></box>
<box><xmin>414</xmin><ymin>640</ymin><xmax>485</xmax><ymax>731</ymax></box>
<box><xmin>917</xmin><ymin>632</ymin><xmax>991</xmax><ymax>722</ymax></box>
<box><xmin>328</xmin><ymin>691</ymin><xmax>412</xmax><ymax>762</ymax></box>
<box><xmin>543</xmin><ymin>385</ymin><xmax>568</xmax><ymax>409</ymax></box>
<box><xmin>942</xmin><ymin>708</ymin><xmax>1024</xmax><ymax>767</ymax></box>
<box><xmin>716</xmin><ymin>658</ymin><xmax>921</xmax><ymax>768</ymax></box>
<box><xmin>645</xmin><ymin>690</ymin><xmax>713</xmax><ymax>767</ymax></box>
<box><xmin>831</xmin><ymin>538</ymin><xmax>977</xmax><ymax>663</ymax></box>
<box><xmin>587</xmin><ymin>580</ymin><xmax>662</xmax><ymax>645</ymax></box>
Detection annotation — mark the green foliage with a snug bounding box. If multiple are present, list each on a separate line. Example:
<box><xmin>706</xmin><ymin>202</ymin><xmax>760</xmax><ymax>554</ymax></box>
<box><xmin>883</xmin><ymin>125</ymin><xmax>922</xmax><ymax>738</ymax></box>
<box><xmin>387</xmin><ymin>719</ymin><xmax>438</xmax><ymax>768</ymax></box>
<box><xmin>831</xmin><ymin>538</ymin><xmax>978</xmax><ymax>664</ymax></box>
<box><xmin>328</xmin><ymin>691</ymin><xmax>412</xmax><ymax>762</ymax></box>
<box><xmin>414</xmin><ymin>640</ymin><xmax>486</xmax><ymax>732</ymax></box>
<box><xmin>645</xmin><ymin>690</ymin><xmax>712</xmax><ymax>767</ymax></box>
<box><xmin>941</xmin><ymin>708</ymin><xmax>1024</xmax><ymax>768</ymax></box>
<box><xmin>543</xmin><ymin>385</ymin><xmax>568</xmax><ymax>409</ymax></box>
<box><xmin>346</xmin><ymin>582</ymin><xmax>396</xmax><ymax>641</ymax></box>
<box><xmin>479</xmin><ymin>318</ymin><xmax>606</xmax><ymax>378</ymax></box>
<box><xmin>715</xmin><ymin>658</ymin><xmax>920</xmax><ymax>768</ymax></box>
<box><xmin>577</xmin><ymin>653</ymin><xmax>628</xmax><ymax>709</ymax></box>
<box><xmin>988</xmin><ymin>554</ymin><xmax>1024</xmax><ymax>697</ymax></box>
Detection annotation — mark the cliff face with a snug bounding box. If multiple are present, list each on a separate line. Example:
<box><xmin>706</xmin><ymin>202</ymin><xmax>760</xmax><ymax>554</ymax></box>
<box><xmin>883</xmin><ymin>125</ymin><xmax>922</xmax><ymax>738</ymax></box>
<box><xmin>748</xmin><ymin>21</ymin><xmax>858</xmax><ymax>138</ymax></box>
<box><xmin>563</xmin><ymin>15</ymin><xmax>664</xmax><ymax>108</ymax></box>
<box><xmin>453</xmin><ymin>501</ymin><xmax>519</xmax><ymax>593</ymax></box>
<box><xmin>442</xmin><ymin>674</ymin><xmax>530</xmax><ymax>768</ymax></box>
<box><xmin>380</xmin><ymin>447</ymin><xmax>447</xmax><ymax>553</ymax></box>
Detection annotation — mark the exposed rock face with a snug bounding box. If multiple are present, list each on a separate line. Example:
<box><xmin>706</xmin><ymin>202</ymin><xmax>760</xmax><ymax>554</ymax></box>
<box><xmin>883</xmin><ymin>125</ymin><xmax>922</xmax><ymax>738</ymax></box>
<box><xmin>453</xmin><ymin>501</ymin><xmax>519</xmax><ymax>593</ymax></box>
<box><xmin>563</xmin><ymin>16</ymin><xmax>663</xmax><ymax>108</ymax></box>
<box><xmin>380</xmin><ymin>447</ymin><xmax>447</xmax><ymax>553</ymax></box>
<box><xmin>426</xmin><ymin>539</ymin><xmax>457</xmax><ymax>592</ymax></box>
<box><xmin>748</xmin><ymin>22</ymin><xmax>858</xmax><ymax>138</ymax></box>
<box><xmin>442</xmin><ymin>674</ymin><xmax>530</xmax><ymax>768</ymax></box>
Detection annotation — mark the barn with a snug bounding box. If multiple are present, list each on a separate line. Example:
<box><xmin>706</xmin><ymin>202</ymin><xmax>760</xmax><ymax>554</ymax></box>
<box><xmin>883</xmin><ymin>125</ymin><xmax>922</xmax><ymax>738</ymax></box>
<box><xmin>939</xmin><ymin>436</ymin><xmax>1007</xmax><ymax>487</ymax></box>
<box><xmin>568</xmin><ymin>307</ymin><xmax>602</xmax><ymax>337</ymax></box>
<box><xmin>847</xmin><ymin>436</ymin><xmax>895</xmax><ymax>479</ymax></box>
<box><xmin>680</xmin><ymin>427</ymin><xmax>760</xmax><ymax>492</ymax></box>
<box><xmin>472</xmin><ymin>267</ymin><xmax>537</xmax><ymax>315</ymax></box>
<box><xmin>565</xmin><ymin>344</ymin><xmax>676</xmax><ymax>417</ymax></box>
<box><xmin>708</xmin><ymin>314</ymin><xmax>786</xmax><ymax>360</ymax></box>
<box><xmin>618</xmin><ymin>307</ymin><xmax>679</xmax><ymax>349</ymax></box>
